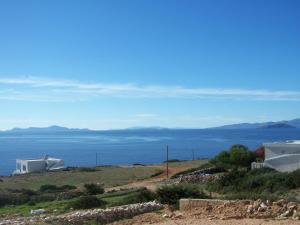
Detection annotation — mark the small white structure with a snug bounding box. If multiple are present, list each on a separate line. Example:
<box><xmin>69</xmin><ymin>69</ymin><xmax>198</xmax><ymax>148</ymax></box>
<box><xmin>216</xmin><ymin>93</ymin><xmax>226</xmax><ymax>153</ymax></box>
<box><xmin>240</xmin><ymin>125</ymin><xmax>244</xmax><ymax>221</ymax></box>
<box><xmin>13</xmin><ymin>156</ymin><xmax>64</xmax><ymax>175</ymax></box>
<box><xmin>252</xmin><ymin>140</ymin><xmax>300</xmax><ymax>172</ymax></box>
<box><xmin>251</xmin><ymin>162</ymin><xmax>265</xmax><ymax>170</ymax></box>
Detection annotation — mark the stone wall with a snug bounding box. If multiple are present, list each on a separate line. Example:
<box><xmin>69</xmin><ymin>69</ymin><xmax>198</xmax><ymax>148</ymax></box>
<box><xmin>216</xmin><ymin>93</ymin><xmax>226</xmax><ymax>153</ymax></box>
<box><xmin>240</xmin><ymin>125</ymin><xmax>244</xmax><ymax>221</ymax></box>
<box><xmin>56</xmin><ymin>201</ymin><xmax>163</xmax><ymax>225</ymax></box>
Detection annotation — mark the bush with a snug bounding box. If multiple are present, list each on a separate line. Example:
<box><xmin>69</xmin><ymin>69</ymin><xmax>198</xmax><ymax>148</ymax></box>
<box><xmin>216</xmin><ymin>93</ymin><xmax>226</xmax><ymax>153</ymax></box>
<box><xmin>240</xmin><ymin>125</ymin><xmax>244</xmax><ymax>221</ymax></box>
<box><xmin>121</xmin><ymin>188</ymin><xmax>156</xmax><ymax>205</ymax></box>
<box><xmin>0</xmin><ymin>194</ymin><xmax>12</xmax><ymax>207</ymax></box>
<box><xmin>69</xmin><ymin>195</ymin><xmax>106</xmax><ymax>209</ymax></box>
<box><xmin>207</xmin><ymin>168</ymin><xmax>300</xmax><ymax>201</ymax></box>
<box><xmin>56</xmin><ymin>190</ymin><xmax>84</xmax><ymax>200</ymax></box>
<box><xmin>30</xmin><ymin>193</ymin><xmax>57</xmax><ymax>203</ymax></box>
<box><xmin>156</xmin><ymin>184</ymin><xmax>209</xmax><ymax>205</ymax></box>
<box><xmin>84</xmin><ymin>183</ymin><xmax>104</xmax><ymax>195</ymax></box>
<box><xmin>77</xmin><ymin>167</ymin><xmax>98</xmax><ymax>172</ymax></box>
<box><xmin>229</xmin><ymin>145</ymin><xmax>255</xmax><ymax>168</ymax></box>
<box><xmin>289</xmin><ymin>169</ymin><xmax>300</xmax><ymax>187</ymax></box>
<box><xmin>210</xmin><ymin>145</ymin><xmax>255</xmax><ymax>169</ymax></box>
<box><xmin>9</xmin><ymin>188</ymin><xmax>37</xmax><ymax>196</ymax></box>
<box><xmin>0</xmin><ymin>192</ymin><xmax>31</xmax><ymax>206</ymax></box>
<box><xmin>0</xmin><ymin>185</ymin><xmax>80</xmax><ymax>207</ymax></box>
<box><xmin>39</xmin><ymin>184</ymin><xmax>77</xmax><ymax>193</ymax></box>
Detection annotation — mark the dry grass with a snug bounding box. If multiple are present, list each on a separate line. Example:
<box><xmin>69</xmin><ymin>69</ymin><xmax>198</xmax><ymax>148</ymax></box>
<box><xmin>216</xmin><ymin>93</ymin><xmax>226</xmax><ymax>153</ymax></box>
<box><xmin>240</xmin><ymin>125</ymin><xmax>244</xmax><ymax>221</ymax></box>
<box><xmin>0</xmin><ymin>166</ymin><xmax>161</xmax><ymax>191</ymax></box>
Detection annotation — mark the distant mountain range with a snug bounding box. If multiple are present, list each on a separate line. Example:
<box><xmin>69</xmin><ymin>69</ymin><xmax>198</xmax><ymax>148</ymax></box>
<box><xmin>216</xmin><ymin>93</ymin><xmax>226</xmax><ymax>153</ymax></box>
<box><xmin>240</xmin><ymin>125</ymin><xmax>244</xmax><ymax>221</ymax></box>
<box><xmin>3</xmin><ymin>125</ymin><xmax>91</xmax><ymax>133</ymax></box>
<box><xmin>212</xmin><ymin>118</ymin><xmax>300</xmax><ymax>129</ymax></box>
<box><xmin>1</xmin><ymin>118</ymin><xmax>300</xmax><ymax>133</ymax></box>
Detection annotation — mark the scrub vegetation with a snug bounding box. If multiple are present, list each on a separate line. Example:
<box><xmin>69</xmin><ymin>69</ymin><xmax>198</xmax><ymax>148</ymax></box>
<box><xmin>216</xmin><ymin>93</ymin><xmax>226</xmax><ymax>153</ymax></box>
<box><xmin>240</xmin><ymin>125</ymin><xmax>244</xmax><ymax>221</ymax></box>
<box><xmin>0</xmin><ymin>160</ymin><xmax>205</xmax><ymax>216</ymax></box>
<box><xmin>206</xmin><ymin>145</ymin><xmax>300</xmax><ymax>201</ymax></box>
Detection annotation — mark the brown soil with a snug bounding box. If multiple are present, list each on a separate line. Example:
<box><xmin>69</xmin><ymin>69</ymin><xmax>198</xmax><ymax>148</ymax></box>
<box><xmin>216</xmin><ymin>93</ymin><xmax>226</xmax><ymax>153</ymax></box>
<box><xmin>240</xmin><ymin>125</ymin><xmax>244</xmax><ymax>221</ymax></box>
<box><xmin>110</xmin><ymin>209</ymin><xmax>300</xmax><ymax>225</ymax></box>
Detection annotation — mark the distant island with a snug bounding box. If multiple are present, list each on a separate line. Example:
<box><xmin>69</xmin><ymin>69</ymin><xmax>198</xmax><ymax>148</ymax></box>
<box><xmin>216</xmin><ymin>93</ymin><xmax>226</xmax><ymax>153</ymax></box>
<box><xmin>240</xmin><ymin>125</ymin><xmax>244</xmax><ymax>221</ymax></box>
<box><xmin>1</xmin><ymin>118</ymin><xmax>300</xmax><ymax>133</ymax></box>
<box><xmin>212</xmin><ymin>118</ymin><xmax>300</xmax><ymax>130</ymax></box>
<box><xmin>2</xmin><ymin>125</ymin><xmax>91</xmax><ymax>133</ymax></box>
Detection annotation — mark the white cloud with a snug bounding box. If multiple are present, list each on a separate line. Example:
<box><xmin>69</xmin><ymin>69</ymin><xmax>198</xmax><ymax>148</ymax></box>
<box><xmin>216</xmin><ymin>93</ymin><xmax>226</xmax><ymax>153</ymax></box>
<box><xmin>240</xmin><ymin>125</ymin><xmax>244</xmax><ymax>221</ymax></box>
<box><xmin>0</xmin><ymin>76</ymin><xmax>300</xmax><ymax>101</ymax></box>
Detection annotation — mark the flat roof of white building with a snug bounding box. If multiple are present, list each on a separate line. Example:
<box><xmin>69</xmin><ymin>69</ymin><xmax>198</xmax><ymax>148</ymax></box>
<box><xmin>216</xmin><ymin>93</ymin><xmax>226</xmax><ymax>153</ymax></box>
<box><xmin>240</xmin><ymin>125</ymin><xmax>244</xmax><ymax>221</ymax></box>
<box><xmin>17</xmin><ymin>158</ymin><xmax>45</xmax><ymax>161</ymax></box>
<box><xmin>264</xmin><ymin>140</ymin><xmax>300</xmax><ymax>146</ymax></box>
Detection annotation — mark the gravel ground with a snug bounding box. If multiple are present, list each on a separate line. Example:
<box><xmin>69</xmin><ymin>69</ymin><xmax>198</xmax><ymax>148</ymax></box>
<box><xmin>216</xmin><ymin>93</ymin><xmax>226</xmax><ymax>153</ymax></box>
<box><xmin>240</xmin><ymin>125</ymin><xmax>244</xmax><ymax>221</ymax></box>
<box><xmin>110</xmin><ymin>211</ymin><xmax>300</xmax><ymax>225</ymax></box>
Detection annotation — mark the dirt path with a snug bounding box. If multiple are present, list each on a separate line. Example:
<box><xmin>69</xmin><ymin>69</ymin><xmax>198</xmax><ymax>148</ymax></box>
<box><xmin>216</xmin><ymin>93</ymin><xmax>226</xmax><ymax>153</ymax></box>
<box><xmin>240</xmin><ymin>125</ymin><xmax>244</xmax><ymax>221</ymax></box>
<box><xmin>106</xmin><ymin>161</ymin><xmax>204</xmax><ymax>191</ymax></box>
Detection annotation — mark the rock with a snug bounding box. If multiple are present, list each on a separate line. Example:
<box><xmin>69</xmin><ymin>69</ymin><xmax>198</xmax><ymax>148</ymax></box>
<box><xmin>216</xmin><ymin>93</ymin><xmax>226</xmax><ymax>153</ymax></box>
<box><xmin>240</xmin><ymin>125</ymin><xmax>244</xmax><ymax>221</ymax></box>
<box><xmin>280</xmin><ymin>210</ymin><xmax>293</xmax><ymax>218</ymax></box>
<box><xmin>30</xmin><ymin>209</ymin><xmax>46</xmax><ymax>215</ymax></box>
<box><xmin>247</xmin><ymin>205</ymin><xmax>254</xmax><ymax>214</ymax></box>
<box><xmin>292</xmin><ymin>210</ymin><xmax>300</xmax><ymax>220</ymax></box>
<box><xmin>260</xmin><ymin>202</ymin><xmax>268</xmax><ymax>209</ymax></box>
<box><xmin>287</xmin><ymin>202</ymin><xmax>298</xmax><ymax>210</ymax></box>
<box><xmin>274</xmin><ymin>199</ymin><xmax>287</xmax><ymax>207</ymax></box>
<box><xmin>173</xmin><ymin>212</ymin><xmax>184</xmax><ymax>219</ymax></box>
<box><xmin>253</xmin><ymin>200</ymin><xmax>262</xmax><ymax>210</ymax></box>
<box><xmin>293</xmin><ymin>215</ymin><xmax>300</xmax><ymax>220</ymax></box>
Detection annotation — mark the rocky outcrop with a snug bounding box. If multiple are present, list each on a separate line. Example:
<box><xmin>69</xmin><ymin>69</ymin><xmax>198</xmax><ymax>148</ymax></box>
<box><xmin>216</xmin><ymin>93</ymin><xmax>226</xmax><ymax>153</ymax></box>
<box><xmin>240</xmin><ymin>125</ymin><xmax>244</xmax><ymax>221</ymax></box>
<box><xmin>180</xmin><ymin>199</ymin><xmax>300</xmax><ymax>220</ymax></box>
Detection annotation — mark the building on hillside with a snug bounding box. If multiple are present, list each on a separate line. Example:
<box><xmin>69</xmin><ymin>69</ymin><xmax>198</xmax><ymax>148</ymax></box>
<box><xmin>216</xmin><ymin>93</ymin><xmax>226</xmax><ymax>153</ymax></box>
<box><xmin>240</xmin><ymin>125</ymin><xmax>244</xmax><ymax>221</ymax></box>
<box><xmin>13</xmin><ymin>156</ymin><xmax>64</xmax><ymax>175</ymax></box>
<box><xmin>251</xmin><ymin>140</ymin><xmax>300</xmax><ymax>172</ymax></box>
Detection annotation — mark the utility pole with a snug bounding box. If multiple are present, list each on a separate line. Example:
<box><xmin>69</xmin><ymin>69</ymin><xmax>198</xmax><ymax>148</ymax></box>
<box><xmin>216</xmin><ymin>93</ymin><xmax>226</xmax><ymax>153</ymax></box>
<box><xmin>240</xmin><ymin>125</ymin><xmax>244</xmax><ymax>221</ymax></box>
<box><xmin>192</xmin><ymin>149</ymin><xmax>195</xmax><ymax>161</ymax></box>
<box><xmin>96</xmin><ymin>152</ymin><xmax>98</xmax><ymax>167</ymax></box>
<box><xmin>166</xmin><ymin>145</ymin><xmax>169</xmax><ymax>179</ymax></box>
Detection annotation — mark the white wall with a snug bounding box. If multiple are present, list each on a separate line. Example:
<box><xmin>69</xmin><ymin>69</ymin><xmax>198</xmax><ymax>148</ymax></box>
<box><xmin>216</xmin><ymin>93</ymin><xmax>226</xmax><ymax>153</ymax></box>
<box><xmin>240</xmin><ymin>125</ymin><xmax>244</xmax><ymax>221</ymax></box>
<box><xmin>264</xmin><ymin>144</ymin><xmax>300</xmax><ymax>172</ymax></box>
<box><xmin>27</xmin><ymin>160</ymin><xmax>46</xmax><ymax>173</ymax></box>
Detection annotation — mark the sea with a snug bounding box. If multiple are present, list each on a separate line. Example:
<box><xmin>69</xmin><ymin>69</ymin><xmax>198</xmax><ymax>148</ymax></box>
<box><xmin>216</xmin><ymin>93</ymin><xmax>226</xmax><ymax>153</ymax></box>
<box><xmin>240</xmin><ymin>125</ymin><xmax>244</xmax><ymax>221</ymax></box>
<box><xmin>0</xmin><ymin>128</ymin><xmax>299</xmax><ymax>176</ymax></box>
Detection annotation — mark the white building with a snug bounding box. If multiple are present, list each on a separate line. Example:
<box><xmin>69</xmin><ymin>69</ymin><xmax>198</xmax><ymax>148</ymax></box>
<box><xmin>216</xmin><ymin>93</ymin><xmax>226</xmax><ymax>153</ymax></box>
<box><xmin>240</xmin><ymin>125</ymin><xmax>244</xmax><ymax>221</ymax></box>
<box><xmin>252</xmin><ymin>140</ymin><xmax>300</xmax><ymax>172</ymax></box>
<box><xmin>13</xmin><ymin>156</ymin><xmax>64</xmax><ymax>175</ymax></box>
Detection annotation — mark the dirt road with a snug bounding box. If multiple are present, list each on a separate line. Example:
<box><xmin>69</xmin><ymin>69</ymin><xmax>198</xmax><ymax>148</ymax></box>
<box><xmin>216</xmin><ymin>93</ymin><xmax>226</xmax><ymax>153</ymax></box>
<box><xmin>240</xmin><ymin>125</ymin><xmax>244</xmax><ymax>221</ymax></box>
<box><xmin>107</xmin><ymin>160</ymin><xmax>206</xmax><ymax>191</ymax></box>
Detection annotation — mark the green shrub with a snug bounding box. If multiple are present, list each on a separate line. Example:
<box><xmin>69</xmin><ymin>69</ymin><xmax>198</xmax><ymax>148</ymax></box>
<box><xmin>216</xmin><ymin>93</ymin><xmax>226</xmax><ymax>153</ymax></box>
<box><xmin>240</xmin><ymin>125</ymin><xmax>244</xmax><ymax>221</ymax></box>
<box><xmin>289</xmin><ymin>169</ymin><xmax>300</xmax><ymax>187</ymax></box>
<box><xmin>9</xmin><ymin>188</ymin><xmax>37</xmax><ymax>196</ymax></box>
<box><xmin>77</xmin><ymin>167</ymin><xmax>98</xmax><ymax>172</ymax></box>
<box><xmin>229</xmin><ymin>145</ymin><xmax>255</xmax><ymax>168</ymax></box>
<box><xmin>84</xmin><ymin>183</ymin><xmax>104</xmax><ymax>195</ymax></box>
<box><xmin>0</xmin><ymin>194</ymin><xmax>12</xmax><ymax>207</ymax></box>
<box><xmin>56</xmin><ymin>190</ymin><xmax>84</xmax><ymax>200</ymax></box>
<box><xmin>69</xmin><ymin>195</ymin><xmax>106</xmax><ymax>209</ymax></box>
<box><xmin>156</xmin><ymin>184</ymin><xmax>209</xmax><ymax>205</ymax></box>
<box><xmin>210</xmin><ymin>151</ymin><xmax>231</xmax><ymax>167</ymax></box>
<box><xmin>30</xmin><ymin>193</ymin><xmax>57</xmax><ymax>203</ymax></box>
<box><xmin>207</xmin><ymin>168</ymin><xmax>300</xmax><ymax>201</ymax></box>
<box><xmin>27</xmin><ymin>200</ymin><xmax>36</xmax><ymax>206</ymax></box>
<box><xmin>39</xmin><ymin>184</ymin><xmax>57</xmax><ymax>192</ymax></box>
<box><xmin>60</xmin><ymin>185</ymin><xmax>77</xmax><ymax>191</ymax></box>
<box><xmin>0</xmin><ymin>192</ymin><xmax>32</xmax><ymax>206</ymax></box>
<box><xmin>210</xmin><ymin>145</ymin><xmax>255</xmax><ymax>169</ymax></box>
<box><xmin>39</xmin><ymin>184</ymin><xmax>76</xmax><ymax>193</ymax></box>
<box><xmin>121</xmin><ymin>188</ymin><xmax>156</xmax><ymax>205</ymax></box>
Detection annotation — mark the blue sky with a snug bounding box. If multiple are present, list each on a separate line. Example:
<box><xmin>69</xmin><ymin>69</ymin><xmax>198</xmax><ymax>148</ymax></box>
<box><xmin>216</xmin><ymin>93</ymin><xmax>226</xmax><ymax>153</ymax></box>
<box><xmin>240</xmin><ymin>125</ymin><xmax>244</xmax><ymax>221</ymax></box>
<box><xmin>0</xmin><ymin>0</ymin><xmax>299</xmax><ymax>130</ymax></box>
